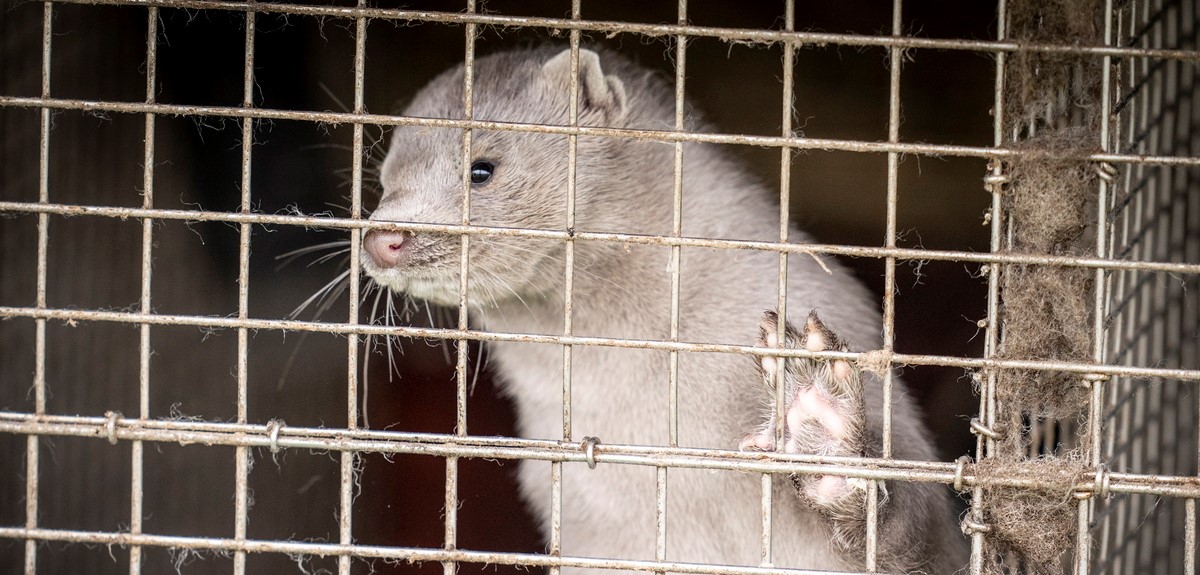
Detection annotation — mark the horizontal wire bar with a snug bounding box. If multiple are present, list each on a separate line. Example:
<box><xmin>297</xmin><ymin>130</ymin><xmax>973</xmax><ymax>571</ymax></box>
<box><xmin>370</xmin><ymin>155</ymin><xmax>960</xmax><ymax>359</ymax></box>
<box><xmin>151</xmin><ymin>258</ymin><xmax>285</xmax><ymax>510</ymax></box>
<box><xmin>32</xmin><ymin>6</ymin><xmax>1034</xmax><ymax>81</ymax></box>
<box><xmin>2</xmin><ymin>201</ymin><xmax>1199</xmax><ymax>276</ymax></box>
<box><xmin>0</xmin><ymin>526</ymin><xmax>852</xmax><ymax>575</ymax></box>
<box><xmin>32</xmin><ymin>0</ymin><xmax>1200</xmax><ymax>63</ymax></box>
<box><xmin>3</xmin><ymin>96</ymin><xmax>1200</xmax><ymax>167</ymax></box>
<box><xmin>3</xmin><ymin>305</ymin><xmax>1200</xmax><ymax>381</ymax></box>
<box><xmin>1</xmin><ymin>412</ymin><xmax>1197</xmax><ymax>497</ymax></box>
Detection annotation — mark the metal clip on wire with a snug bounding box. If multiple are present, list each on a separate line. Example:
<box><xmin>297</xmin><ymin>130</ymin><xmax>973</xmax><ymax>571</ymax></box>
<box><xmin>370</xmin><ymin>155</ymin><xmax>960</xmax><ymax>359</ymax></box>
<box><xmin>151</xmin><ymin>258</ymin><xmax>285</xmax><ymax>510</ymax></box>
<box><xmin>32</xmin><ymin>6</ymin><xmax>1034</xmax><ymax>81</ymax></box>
<box><xmin>960</xmin><ymin>511</ymin><xmax>992</xmax><ymax>536</ymax></box>
<box><xmin>969</xmin><ymin>418</ymin><xmax>1001</xmax><ymax>440</ymax></box>
<box><xmin>266</xmin><ymin>419</ymin><xmax>285</xmax><ymax>454</ymax></box>
<box><xmin>1094</xmin><ymin>464</ymin><xmax>1111</xmax><ymax>500</ymax></box>
<box><xmin>1096</xmin><ymin>161</ymin><xmax>1118</xmax><ymax>183</ymax></box>
<box><xmin>104</xmin><ymin>411</ymin><xmax>122</xmax><ymax>445</ymax></box>
<box><xmin>983</xmin><ymin>167</ymin><xmax>1010</xmax><ymax>195</ymax></box>
<box><xmin>953</xmin><ymin>455</ymin><xmax>972</xmax><ymax>493</ymax></box>
<box><xmin>1074</xmin><ymin>464</ymin><xmax>1111</xmax><ymax>500</ymax></box>
<box><xmin>581</xmin><ymin>436</ymin><xmax>600</xmax><ymax>469</ymax></box>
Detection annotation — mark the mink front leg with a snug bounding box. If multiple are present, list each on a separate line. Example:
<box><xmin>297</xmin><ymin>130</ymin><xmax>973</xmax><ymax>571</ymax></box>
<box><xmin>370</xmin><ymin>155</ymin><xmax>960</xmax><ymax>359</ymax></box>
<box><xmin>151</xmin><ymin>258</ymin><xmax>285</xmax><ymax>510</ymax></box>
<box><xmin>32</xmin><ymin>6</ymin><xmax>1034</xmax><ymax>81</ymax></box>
<box><xmin>742</xmin><ymin>311</ymin><xmax>945</xmax><ymax>574</ymax></box>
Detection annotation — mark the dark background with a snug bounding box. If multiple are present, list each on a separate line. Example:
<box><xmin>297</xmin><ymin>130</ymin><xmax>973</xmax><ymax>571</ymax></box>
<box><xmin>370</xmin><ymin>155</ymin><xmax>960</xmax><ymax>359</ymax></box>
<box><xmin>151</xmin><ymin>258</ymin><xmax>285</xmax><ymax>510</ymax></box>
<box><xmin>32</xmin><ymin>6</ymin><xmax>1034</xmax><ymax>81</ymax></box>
<box><xmin>1</xmin><ymin>1</ymin><xmax>997</xmax><ymax>573</ymax></box>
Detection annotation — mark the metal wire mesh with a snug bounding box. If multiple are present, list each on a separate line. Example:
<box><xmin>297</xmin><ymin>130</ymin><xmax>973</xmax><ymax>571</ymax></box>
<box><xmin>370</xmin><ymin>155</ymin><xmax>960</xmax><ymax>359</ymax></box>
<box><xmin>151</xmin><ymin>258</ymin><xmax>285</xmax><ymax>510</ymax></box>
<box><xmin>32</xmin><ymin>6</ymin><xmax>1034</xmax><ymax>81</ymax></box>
<box><xmin>1093</xmin><ymin>1</ymin><xmax>1200</xmax><ymax>573</ymax></box>
<box><xmin>0</xmin><ymin>1</ymin><xmax>1198</xmax><ymax>574</ymax></box>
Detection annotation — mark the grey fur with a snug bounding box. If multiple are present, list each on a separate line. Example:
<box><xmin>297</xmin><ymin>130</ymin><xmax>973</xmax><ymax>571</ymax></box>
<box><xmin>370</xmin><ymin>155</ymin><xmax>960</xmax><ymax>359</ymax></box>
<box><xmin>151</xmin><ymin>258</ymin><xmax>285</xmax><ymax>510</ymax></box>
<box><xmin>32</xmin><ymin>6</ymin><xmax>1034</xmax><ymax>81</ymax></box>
<box><xmin>365</xmin><ymin>46</ymin><xmax>967</xmax><ymax>573</ymax></box>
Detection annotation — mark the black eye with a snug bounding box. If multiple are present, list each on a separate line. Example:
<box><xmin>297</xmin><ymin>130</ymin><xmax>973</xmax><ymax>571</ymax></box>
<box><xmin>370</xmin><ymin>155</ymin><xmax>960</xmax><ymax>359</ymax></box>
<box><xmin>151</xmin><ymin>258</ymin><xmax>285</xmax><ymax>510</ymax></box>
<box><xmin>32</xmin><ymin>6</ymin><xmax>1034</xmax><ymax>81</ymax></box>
<box><xmin>470</xmin><ymin>161</ymin><xmax>495</xmax><ymax>185</ymax></box>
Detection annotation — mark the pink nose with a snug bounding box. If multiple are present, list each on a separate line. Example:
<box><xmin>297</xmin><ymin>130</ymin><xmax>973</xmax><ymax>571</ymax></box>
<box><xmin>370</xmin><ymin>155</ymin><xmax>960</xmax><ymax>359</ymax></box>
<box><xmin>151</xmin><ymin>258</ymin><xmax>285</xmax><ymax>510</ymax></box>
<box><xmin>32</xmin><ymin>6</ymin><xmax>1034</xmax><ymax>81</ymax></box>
<box><xmin>364</xmin><ymin>230</ymin><xmax>411</xmax><ymax>269</ymax></box>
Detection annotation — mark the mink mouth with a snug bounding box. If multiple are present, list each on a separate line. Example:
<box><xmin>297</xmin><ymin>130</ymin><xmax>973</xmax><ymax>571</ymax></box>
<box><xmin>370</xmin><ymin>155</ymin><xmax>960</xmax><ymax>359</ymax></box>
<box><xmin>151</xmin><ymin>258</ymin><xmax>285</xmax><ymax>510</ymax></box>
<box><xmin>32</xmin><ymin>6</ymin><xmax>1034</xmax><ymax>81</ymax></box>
<box><xmin>361</xmin><ymin>252</ymin><xmax>449</xmax><ymax>285</ymax></box>
<box><xmin>360</xmin><ymin>238</ymin><xmax>478</xmax><ymax>307</ymax></box>
<box><xmin>364</xmin><ymin>265</ymin><xmax>460</xmax><ymax>306</ymax></box>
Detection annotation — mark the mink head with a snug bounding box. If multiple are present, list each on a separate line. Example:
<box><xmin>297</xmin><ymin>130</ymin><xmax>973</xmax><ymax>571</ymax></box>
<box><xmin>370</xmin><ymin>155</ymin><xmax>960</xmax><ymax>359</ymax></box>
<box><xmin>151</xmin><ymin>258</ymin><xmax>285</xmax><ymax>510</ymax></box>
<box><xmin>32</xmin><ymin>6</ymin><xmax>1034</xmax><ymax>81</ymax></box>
<box><xmin>364</xmin><ymin>46</ymin><xmax>649</xmax><ymax>308</ymax></box>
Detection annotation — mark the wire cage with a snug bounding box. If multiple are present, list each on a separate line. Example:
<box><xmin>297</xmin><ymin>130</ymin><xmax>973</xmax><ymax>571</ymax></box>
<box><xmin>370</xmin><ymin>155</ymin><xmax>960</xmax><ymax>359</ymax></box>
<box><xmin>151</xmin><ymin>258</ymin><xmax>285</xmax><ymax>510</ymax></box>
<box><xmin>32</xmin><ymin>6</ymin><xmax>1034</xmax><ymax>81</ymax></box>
<box><xmin>0</xmin><ymin>1</ymin><xmax>1198</xmax><ymax>574</ymax></box>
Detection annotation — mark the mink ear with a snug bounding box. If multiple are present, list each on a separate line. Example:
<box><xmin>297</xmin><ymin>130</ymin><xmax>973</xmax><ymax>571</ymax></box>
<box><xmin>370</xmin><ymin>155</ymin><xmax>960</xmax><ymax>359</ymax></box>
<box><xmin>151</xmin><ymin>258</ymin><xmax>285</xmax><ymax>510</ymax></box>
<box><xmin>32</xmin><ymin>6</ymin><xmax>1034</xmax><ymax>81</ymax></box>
<box><xmin>542</xmin><ymin>48</ymin><xmax>627</xmax><ymax>118</ymax></box>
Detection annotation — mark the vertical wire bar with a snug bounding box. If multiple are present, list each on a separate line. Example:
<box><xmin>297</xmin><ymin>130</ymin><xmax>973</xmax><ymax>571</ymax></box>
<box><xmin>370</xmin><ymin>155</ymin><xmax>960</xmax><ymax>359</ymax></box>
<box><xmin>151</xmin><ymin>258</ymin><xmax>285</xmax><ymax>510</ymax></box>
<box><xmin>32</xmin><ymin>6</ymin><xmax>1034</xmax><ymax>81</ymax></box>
<box><xmin>881</xmin><ymin>0</ymin><xmax>903</xmax><ymax>463</ymax></box>
<box><xmin>971</xmin><ymin>0</ymin><xmax>1007</xmax><ymax>572</ymax></box>
<box><xmin>1079</xmin><ymin>2</ymin><xmax>1117</xmax><ymax>573</ymax></box>
<box><xmin>551</xmin><ymin>3</ymin><xmax>583</xmax><ymax>572</ymax></box>
<box><xmin>25</xmin><ymin>2</ymin><xmax>53</xmax><ymax>573</ymax></box>
<box><xmin>1115</xmin><ymin>24</ymin><xmax>1132</xmax><ymax>575</ymax></box>
<box><xmin>1144</xmin><ymin>4</ymin><xmax>1169</xmax><ymax>568</ymax></box>
<box><xmin>549</xmin><ymin>456</ymin><xmax>563</xmax><ymax>575</ymax></box>
<box><xmin>130</xmin><ymin>7</ymin><xmax>158</xmax><ymax>575</ymax></box>
<box><xmin>659</xmin><ymin>3</ymin><xmax>688</xmax><ymax>569</ymax></box>
<box><xmin>233</xmin><ymin>7</ymin><xmax>256</xmax><ymax>574</ymax></box>
<box><xmin>667</xmin><ymin>1</ymin><xmax>687</xmax><ymax>450</ymax></box>
<box><xmin>1098</xmin><ymin>172</ymin><xmax>1122</xmax><ymax>573</ymax></box>
<box><xmin>1125</xmin><ymin>92</ymin><xmax>1149</xmax><ymax>573</ymax></box>
<box><xmin>1113</xmin><ymin>7</ymin><xmax>1136</xmax><ymax>572</ymax></box>
<box><xmin>1098</xmin><ymin>32</ymin><xmax>1128</xmax><ymax>556</ymax></box>
<box><xmin>1165</xmin><ymin>2</ymin><xmax>1183</xmax><ymax>565</ymax></box>
<box><xmin>1161</xmin><ymin>4</ymin><xmax>1178</xmax><ymax>564</ymax></box>
<box><xmin>1128</xmin><ymin>2</ymin><xmax>1156</xmax><ymax>573</ymax></box>
<box><xmin>1195</xmin><ymin>289</ymin><xmax>1200</xmax><ymax>575</ymax></box>
<box><xmin>1132</xmin><ymin>6</ymin><xmax>1153</xmax><ymax>569</ymax></box>
<box><xmin>447</xmin><ymin>5</ymin><xmax>477</xmax><ymax>574</ymax></box>
<box><xmin>1164</xmin><ymin>2</ymin><xmax>1188</xmax><ymax>567</ymax></box>
<box><xmin>561</xmin><ymin>4</ymin><xmax>580</xmax><ymax>446</ymax></box>
<box><xmin>1189</xmin><ymin>6</ymin><xmax>1200</xmax><ymax>571</ymax></box>
<box><xmin>763</xmin><ymin>0</ymin><xmax>795</xmax><ymax>566</ymax></box>
<box><xmin>865</xmin><ymin>0</ymin><xmax>905</xmax><ymax>570</ymax></box>
<box><xmin>339</xmin><ymin>5</ymin><xmax>368</xmax><ymax>574</ymax></box>
<box><xmin>1188</xmin><ymin>498</ymin><xmax>1196</xmax><ymax>575</ymax></box>
<box><xmin>1177</xmin><ymin>0</ymin><xmax>1195</xmax><ymax>558</ymax></box>
<box><xmin>1093</xmin><ymin>66</ymin><xmax>1120</xmax><ymax>575</ymax></box>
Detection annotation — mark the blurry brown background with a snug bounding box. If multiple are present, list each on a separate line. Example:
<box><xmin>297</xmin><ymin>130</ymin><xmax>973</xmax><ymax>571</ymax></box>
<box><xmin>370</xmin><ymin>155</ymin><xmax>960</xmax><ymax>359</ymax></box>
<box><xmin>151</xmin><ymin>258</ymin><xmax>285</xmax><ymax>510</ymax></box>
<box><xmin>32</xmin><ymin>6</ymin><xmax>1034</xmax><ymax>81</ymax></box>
<box><xmin>1</xmin><ymin>1</ymin><xmax>996</xmax><ymax>572</ymax></box>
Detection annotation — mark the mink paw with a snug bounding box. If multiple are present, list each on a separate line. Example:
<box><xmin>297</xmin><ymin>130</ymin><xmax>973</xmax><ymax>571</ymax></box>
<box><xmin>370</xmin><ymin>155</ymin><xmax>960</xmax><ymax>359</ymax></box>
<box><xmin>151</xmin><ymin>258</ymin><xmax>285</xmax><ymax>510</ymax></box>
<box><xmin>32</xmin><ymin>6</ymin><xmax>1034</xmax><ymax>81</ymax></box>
<box><xmin>740</xmin><ymin>310</ymin><xmax>874</xmax><ymax>512</ymax></box>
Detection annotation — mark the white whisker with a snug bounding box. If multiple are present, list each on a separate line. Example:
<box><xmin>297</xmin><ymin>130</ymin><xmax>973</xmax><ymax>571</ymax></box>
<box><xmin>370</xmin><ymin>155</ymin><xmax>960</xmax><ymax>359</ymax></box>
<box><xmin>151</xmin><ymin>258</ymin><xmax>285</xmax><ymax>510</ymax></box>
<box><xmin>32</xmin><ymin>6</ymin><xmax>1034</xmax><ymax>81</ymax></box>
<box><xmin>287</xmin><ymin>268</ymin><xmax>351</xmax><ymax>320</ymax></box>
<box><xmin>274</xmin><ymin>240</ymin><xmax>353</xmax><ymax>271</ymax></box>
<box><xmin>385</xmin><ymin>288</ymin><xmax>400</xmax><ymax>382</ymax></box>
<box><xmin>310</xmin><ymin>249</ymin><xmax>352</xmax><ymax>267</ymax></box>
